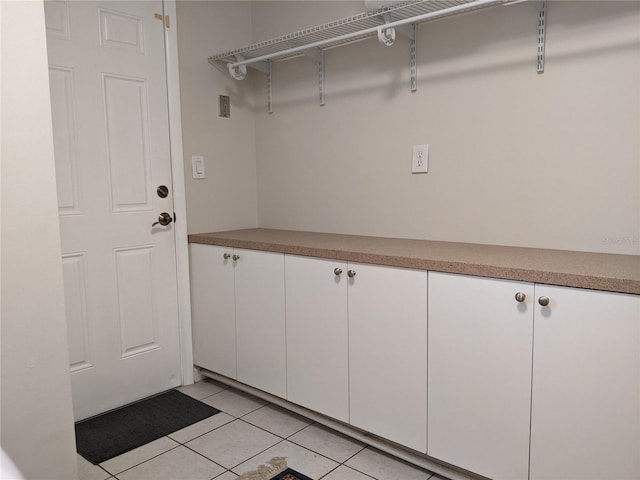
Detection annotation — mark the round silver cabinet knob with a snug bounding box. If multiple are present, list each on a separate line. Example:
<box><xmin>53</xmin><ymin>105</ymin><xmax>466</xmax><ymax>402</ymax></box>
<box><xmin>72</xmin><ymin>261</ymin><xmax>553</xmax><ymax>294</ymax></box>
<box><xmin>514</xmin><ymin>292</ymin><xmax>526</xmax><ymax>303</ymax></box>
<box><xmin>334</xmin><ymin>268</ymin><xmax>343</xmax><ymax>276</ymax></box>
<box><xmin>538</xmin><ymin>296</ymin><xmax>550</xmax><ymax>307</ymax></box>
<box><xmin>347</xmin><ymin>270</ymin><xmax>356</xmax><ymax>278</ymax></box>
<box><xmin>223</xmin><ymin>253</ymin><xmax>231</xmax><ymax>259</ymax></box>
<box><xmin>232</xmin><ymin>254</ymin><xmax>240</xmax><ymax>261</ymax></box>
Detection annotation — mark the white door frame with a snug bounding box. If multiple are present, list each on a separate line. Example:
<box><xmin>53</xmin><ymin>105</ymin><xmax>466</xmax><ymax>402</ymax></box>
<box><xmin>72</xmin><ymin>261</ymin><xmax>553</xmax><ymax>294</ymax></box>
<box><xmin>162</xmin><ymin>0</ymin><xmax>194</xmax><ymax>385</ymax></box>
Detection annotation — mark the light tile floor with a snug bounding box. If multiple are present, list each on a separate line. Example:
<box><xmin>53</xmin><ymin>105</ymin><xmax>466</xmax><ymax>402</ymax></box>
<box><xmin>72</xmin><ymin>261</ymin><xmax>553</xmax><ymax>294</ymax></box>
<box><xmin>77</xmin><ymin>380</ymin><xmax>439</xmax><ymax>480</ymax></box>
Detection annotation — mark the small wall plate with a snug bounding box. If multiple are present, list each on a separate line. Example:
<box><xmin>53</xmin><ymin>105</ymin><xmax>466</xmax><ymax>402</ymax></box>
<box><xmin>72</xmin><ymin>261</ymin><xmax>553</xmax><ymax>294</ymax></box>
<box><xmin>218</xmin><ymin>95</ymin><xmax>230</xmax><ymax>118</ymax></box>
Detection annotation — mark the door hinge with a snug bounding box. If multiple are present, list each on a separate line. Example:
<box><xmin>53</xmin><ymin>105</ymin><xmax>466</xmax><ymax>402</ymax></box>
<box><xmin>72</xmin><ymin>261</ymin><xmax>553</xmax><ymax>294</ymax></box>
<box><xmin>154</xmin><ymin>13</ymin><xmax>170</xmax><ymax>28</ymax></box>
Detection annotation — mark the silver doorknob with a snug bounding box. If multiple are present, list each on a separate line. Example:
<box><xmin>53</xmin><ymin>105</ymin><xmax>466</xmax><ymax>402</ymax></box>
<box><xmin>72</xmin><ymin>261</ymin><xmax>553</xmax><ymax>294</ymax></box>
<box><xmin>152</xmin><ymin>212</ymin><xmax>173</xmax><ymax>227</ymax></box>
<box><xmin>538</xmin><ymin>296</ymin><xmax>550</xmax><ymax>307</ymax></box>
<box><xmin>347</xmin><ymin>270</ymin><xmax>356</xmax><ymax>278</ymax></box>
<box><xmin>232</xmin><ymin>254</ymin><xmax>240</xmax><ymax>261</ymax></box>
<box><xmin>514</xmin><ymin>292</ymin><xmax>526</xmax><ymax>303</ymax></box>
<box><xmin>223</xmin><ymin>253</ymin><xmax>231</xmax><ymax>259</ymax></box>
<box><xmin>334</xmin><ymin>268</ymin><xmax>343</xmax><ymax>276</ymax></box>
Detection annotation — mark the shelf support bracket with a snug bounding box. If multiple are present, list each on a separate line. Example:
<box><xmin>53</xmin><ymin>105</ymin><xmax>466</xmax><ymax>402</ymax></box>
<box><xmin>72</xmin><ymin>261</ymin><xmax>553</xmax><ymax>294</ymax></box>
<box><xmin>302</xmin><ymin>48</ymin><xmax>325</xmax><ymax>106</ymax></box>
<box><xmin>267</xmin><ymin>60</ymin><xmax>273</xmax><ymax>114</ymax></box>
<box><xmin>319</xmin><ymin>50</ymin><xmax>325</xmax><ymax>106</ymax></box>
<box><xmin>376</xmin><ymin>14</ymin><xmax>417</xmax><ymax>91</ymax></box>
<box><xmin>410</xmin><ymin>23</ymin><xmax>417</xmax><ymax>92</ymax></box>
<box><xmin>537</xmin><ymin>1</ymin><xmax>546</xmax><ymax>73</ymax></box>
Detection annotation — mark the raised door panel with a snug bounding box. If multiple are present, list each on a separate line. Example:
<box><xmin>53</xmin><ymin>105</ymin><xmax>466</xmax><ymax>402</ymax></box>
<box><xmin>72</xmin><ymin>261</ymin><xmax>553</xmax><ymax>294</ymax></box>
<box><xmin>44</xmin><ymin>0</ymin><xmax>71</xmax><ymax>40</ymax></box>
<box><xmin>235</xmin><ymin>249</ymin><xmax>286</xmax><ymax>398</ymax></box>
<box><xmin>530</xmin><ymin>286</ymin><xmax>640</xmax><ymax>480</ymax></box>
<box><xmin>98</xmin><ymin>7</ymin><xmax>145</xmax><ymax>54</ymax></box>
<box><xmin>102</xmin><ymin>73</ymin><xmax>151</xmax><ymax>212</ymax></box>
<box><xmin>189</xmin><ymin>244</ymin><xmax>236</xmax><ymax>378</ymax></box>
<box><xmin>62</xmin><ymin>253</ymin><xmax>92</xmax><ymax>372</ymax></box>
<box><xmin>348</xmin><ymin>263</ymin><xmax>428</xmax><ymax>453</ymax></box>
<box><xmin>48</xmin><ymin>65</ymin><xmax>81</xmax><ymax>214</ymax></box>
<box><xmin>114</xmin><ymin>245</ymin><xmax>159</xmax><ymax>358</ymax></box>
<box><xmin>428</xmin><ymin>272</ymin><xmax>533</xmax><ymax>480</ymax></box>
<box><xmin>285</xmin><ymin>255</ymin><xmax>349</xmax><ymax>422</ymax></box>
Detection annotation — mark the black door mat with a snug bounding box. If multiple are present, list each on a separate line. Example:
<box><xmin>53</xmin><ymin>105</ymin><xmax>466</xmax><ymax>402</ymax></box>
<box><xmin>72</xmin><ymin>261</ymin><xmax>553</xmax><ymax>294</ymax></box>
<box><xmin>270</xmin><ymin>469</ymin><xmax>314</xmax><ymax>480</ymax></box>
<box><xmin>75</xmin><ymin>389</ymin><xmax>220</xmax><ymax>464</ymax></box>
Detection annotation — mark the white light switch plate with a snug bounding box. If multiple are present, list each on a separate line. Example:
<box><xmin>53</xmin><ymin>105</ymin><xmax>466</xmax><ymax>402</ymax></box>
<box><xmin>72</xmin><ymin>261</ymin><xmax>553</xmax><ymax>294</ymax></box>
<box><xmin>192</xmin><ymin>156</ymin><xmax>205</xmax><ymax>179</ymax></box>
<box><xmin>412</xmin><ymin>145</ymin><xmax>428</xmax><ymax>174</ymax></box>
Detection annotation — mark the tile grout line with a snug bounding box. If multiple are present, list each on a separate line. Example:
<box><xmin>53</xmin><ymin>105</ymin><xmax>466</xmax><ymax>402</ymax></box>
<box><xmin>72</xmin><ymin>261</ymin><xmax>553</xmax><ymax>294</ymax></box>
<box><xmin>168</xmin><ymin>412</ymin><xmax>236</xmax><ymax>444</ymax></box>
<box><xmin>178</xmin><ymin>380</ymin><xmax>230</xmax><ymax>400</ymax></box>
<box><xmin>202</xmin><ymin>387</ymin><xmax>269</xmax><ymax>418</ymax></box>
<box><xmin>285</xmin><ymin>424</ymin><xmax>366</xmax><ymax>465</ymax></box>
<box><xmin>335</xmin><ymin>447</ymin><xmax>381</xmax><ymax>480</ymax></box>
<box><xmin>237</xmin><ymin>414</ymin><xmax>308</xmax><ymax>442</ymax></box>
<box><xmin>103</xmin><ymin>442</ymin><xmax>183</xmax><ymax>478</ymax></box>
<box><xmin>318</xmin><ymin>462</ymin><xmax>378</xmax><ymax>480</ymax></box>
<box><xmin>179</xmin><ymin>441</ymin><xmax>229</xmax><ymax>472</ymax></box>
<box><xmin>227</xmin><ymin>438</ymin><xmax>288</xmax><ymax>475</ymax></box>
<box><xmin>239</xmin><ymin>404</ymin><xmax>313</xmax><ymax>439</ymax></box>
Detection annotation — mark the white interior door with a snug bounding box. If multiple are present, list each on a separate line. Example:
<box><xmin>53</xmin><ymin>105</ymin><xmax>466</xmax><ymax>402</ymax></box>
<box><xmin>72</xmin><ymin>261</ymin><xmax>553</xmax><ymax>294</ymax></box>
<box><xmin>45</xmin><ymin>0</ymin><xmax>181</xmax><ymax>420</ymax></box>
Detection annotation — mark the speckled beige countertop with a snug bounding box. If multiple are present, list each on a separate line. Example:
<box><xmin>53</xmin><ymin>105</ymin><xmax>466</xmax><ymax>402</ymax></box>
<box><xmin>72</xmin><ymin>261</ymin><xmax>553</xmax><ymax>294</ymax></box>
<box><xmin>188</xmin><ymin>229</ymin><xmax>640</xmax><ymax>295</ymax></box>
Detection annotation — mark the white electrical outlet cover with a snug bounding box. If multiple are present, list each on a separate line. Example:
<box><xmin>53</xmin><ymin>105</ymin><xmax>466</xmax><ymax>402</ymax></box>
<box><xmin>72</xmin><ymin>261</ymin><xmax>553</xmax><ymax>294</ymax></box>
<box><xmin>412</xmin><ymin>145</ymin><xmax>428</xmax><ymax>174</ymax></box>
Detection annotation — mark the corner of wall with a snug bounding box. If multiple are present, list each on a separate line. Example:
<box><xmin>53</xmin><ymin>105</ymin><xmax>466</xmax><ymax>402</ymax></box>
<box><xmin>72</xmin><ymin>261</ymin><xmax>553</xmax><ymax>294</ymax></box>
<box><xmin>0</xmin><ymin>1</ymin><xmax>79</xmax><ymax>478</ymax></box>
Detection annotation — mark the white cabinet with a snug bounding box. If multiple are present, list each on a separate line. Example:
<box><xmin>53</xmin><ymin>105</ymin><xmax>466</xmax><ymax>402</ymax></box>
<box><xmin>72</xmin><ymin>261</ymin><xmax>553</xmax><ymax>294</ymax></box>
<box><xmin>189</xmin><ymin>245</ymin><xmax>286</xmax><ymax>398</ymax></box>
<box><xmin>429</xmin><ymin>272</ymin><xmax>640</xmax><ymax>480</ymax></box>
<box><xmin>285</xmin><ymin>255</ymin><xmax>349</xmax><ymax>422</ymax></box>
<box><xmin>190</xmin><ymin>239</ymin><xmax>639</xmax><ymax>480</ymax></box>
<box><xmin>428</xmin><ymin>272</ymin><xmax>534</xmax><ymax>480</ymax></box>
<box><xmin>530</xmin><ymin>286</ymin><xmax>640</xmax><ymax>480</ymax></box>
<box><xmin>189</xmin><ymin>244</ymin><xmax>236</xmax><ymax>378</ymax></box>
<box><xmin>348</xmin><ymin>263</ymin><xmax>428</xmax><ymax>453</ymax></box>
<box><xmin>285</xmin><ymin>256</ymin><xmax>427</xmax><ymax>446</ymax></box>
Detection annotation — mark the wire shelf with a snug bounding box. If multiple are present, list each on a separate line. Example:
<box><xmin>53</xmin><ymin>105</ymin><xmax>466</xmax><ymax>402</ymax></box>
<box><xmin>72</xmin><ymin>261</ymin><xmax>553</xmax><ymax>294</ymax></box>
<box><xmin>208</xmin><ymin>0</ymin><xmax>506</xmax><ymax>69</ymax></box>
<box><xmin>207</xmin><ymin>0</ymin><xmax>543</xmax><ymax>112</ymax></box>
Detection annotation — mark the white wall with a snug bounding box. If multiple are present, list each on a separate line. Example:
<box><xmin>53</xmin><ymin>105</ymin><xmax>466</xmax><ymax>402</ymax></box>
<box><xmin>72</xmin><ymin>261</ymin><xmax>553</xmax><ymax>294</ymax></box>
<box><xmin>0</xmin><ymin>1</ymin><xmax>78</xmax><ymax>479</ymax></box>
<box><xmin>177</xmin><ymin>1</ymin><xmax>259</xmax><ymax>234</ymax></box>
<box><xmin>251</xmin><ymin>1</ymin><xmax>639</xmax><ymax>255</ymax></box>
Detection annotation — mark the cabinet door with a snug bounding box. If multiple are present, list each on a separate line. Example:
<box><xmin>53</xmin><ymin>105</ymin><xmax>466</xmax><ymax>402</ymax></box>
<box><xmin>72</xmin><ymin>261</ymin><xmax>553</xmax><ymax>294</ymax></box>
<box><xmin>285</xmin><ymin>255</ymin><xmax>349</xmax><ymax>422</ymax></box>
<box><xmin>348</xmin><ymin>263</ymin><xmax>428</xmax><ymax>453</ymax></box>
<box><xmin>428</xmin><ymin>272</ymin><xmax>533</xmax><ymax>480</ymax></box>
<box><xmin>189</xmin><ymin>244</ymin><xmax>236</xmax><ymax>378</ymax></box>
<box><xmin>234</xmin><ymin>248</ymin><xmax>286</xmax><ymax>398</ymax></box>
<box><xmin>530</xmin><ymin>286</ymin><xmax>640</xmax><ymax>480</ymax></box>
